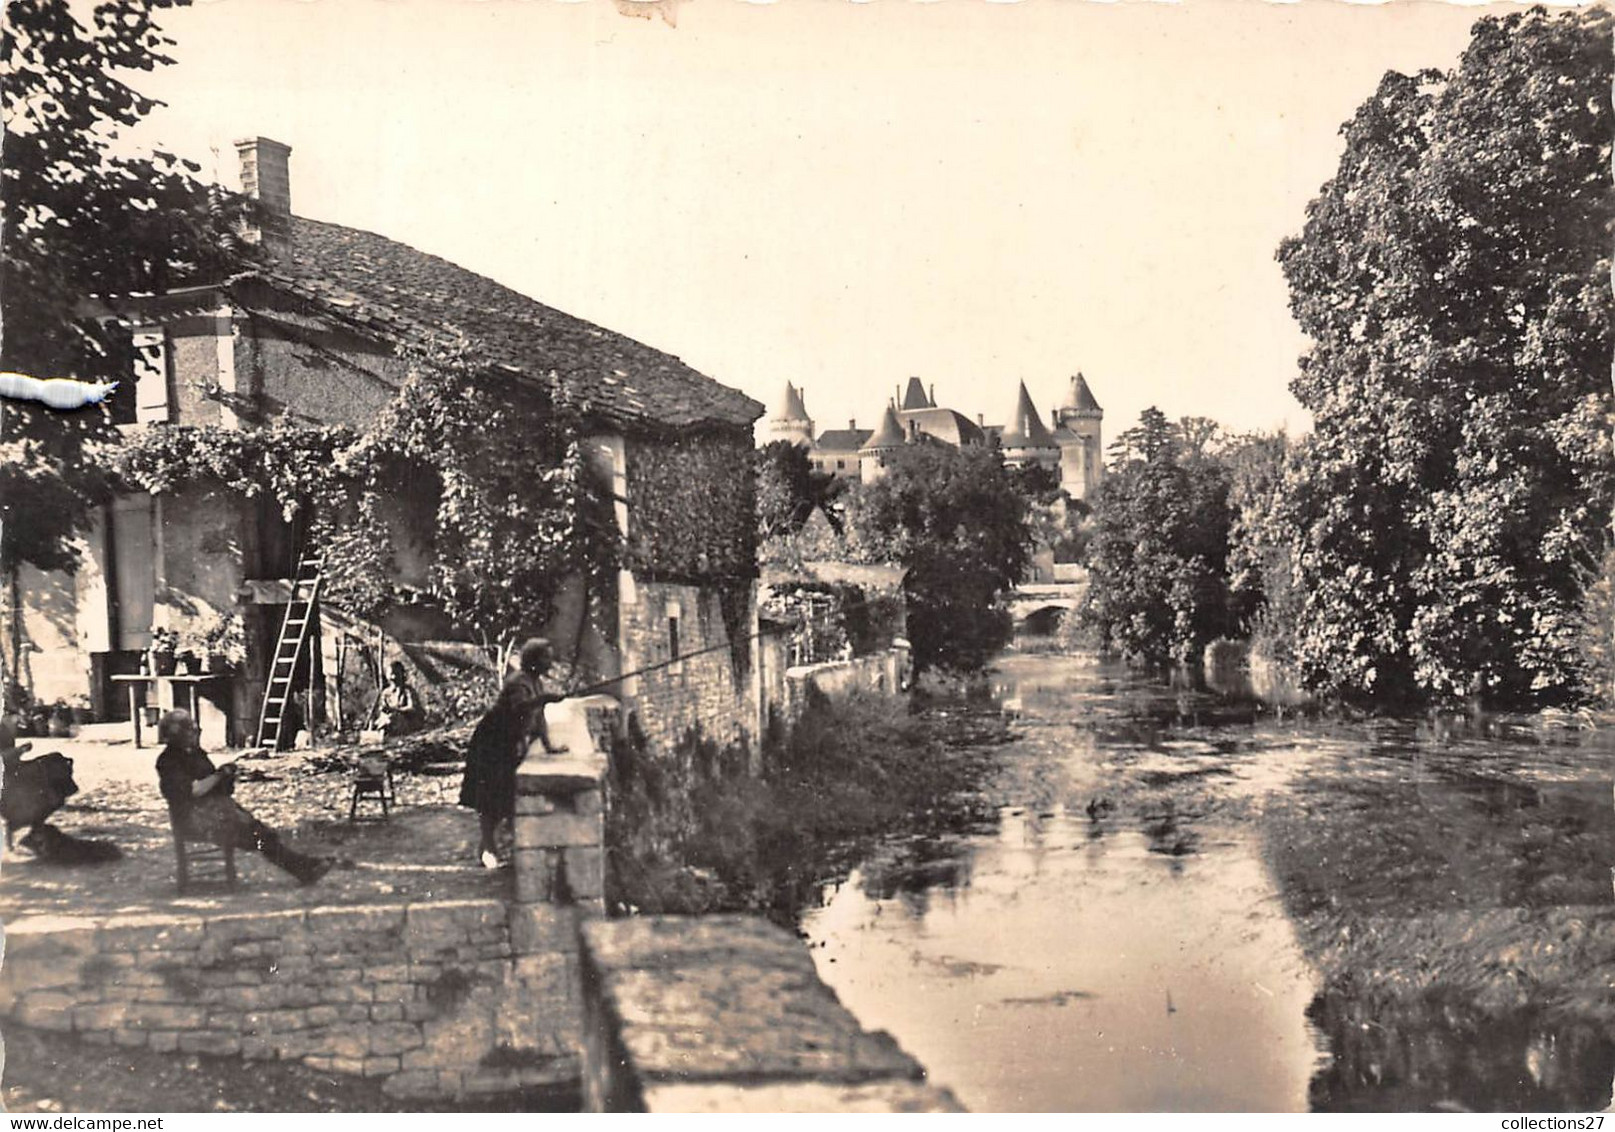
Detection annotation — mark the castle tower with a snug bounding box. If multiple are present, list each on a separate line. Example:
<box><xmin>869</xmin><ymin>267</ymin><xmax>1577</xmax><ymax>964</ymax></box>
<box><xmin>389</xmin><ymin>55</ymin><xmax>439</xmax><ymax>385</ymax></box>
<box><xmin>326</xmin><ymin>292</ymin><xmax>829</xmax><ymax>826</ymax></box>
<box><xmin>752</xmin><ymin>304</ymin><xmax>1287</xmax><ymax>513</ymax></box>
<box><xmin>859</xmin><ymin>403</ymin><xmax>907</xmax><ymax>484</ymax></box>
<box><xmin>1053</xmin><ymin>372</ymin><xmax>1104</xmax><ymax>500</ymax></box>
<box><xmin>997</xmin><ymin>381</ymin><xmax>1060</xmax><ymax>472</ymax></box>
<box><xmin>764</xmin><ymin>381</ymin><xmax>815</xmax><ymax>447</ymax></box>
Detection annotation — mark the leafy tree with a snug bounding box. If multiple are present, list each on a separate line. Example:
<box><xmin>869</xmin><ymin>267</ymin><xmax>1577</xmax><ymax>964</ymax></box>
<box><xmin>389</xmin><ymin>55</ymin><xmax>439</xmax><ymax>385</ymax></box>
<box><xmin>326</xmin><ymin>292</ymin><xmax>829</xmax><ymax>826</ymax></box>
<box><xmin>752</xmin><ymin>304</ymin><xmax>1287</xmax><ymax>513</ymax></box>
<box><xmin>846</xmin><ymin>440</ymin><xmax>1033</xmax><ymax>673</ymax></box>
<box><xmin>1082</xmin><ymin>407</ymin><xmax>1243</xmax><ymax>668</ymax></box>
<box><xmin>1269</xmin><ymin>5</ymin><xmax>1613</xmax><ymax>706</ymax></box>
<box><xmin>755</xmin><ymin>440</ymin><xmax>836</xmax><ymax>543</ymax></box>
<box><xmin>1</xmin><ymin>0</ymin><xmax>256</xmax><ymax>574</ymax></box>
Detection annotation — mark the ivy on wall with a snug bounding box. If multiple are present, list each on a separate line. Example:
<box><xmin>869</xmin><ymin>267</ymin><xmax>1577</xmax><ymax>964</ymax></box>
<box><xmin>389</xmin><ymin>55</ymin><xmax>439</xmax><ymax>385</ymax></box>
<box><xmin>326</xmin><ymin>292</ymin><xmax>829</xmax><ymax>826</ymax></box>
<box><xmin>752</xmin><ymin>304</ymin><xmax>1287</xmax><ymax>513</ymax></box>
<box><xmin>113</xmin><ymin>344</ymin><xmax>622</xmax><ymax>671</ymax></box>
<box><xmin>625</xmin><ymin>431</ymin><xmax>756</xmax><ymax>583</ymax></box>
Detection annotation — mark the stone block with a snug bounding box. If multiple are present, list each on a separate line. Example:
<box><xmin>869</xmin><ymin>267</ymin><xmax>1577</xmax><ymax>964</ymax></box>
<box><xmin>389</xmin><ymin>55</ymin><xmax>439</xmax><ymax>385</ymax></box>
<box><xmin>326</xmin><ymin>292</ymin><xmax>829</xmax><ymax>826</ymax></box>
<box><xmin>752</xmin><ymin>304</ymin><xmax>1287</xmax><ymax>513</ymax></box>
<box><xmin>380</xmin><ymin>1069</ymin><xmax>439</xmax><ymax>1098</ymax></box>
<box><xmin>514</xmin><ymin>750</ymin><xmax>606</xmax><ymax>796</ymax></box>
<box><xmin>306</xmin><ymin>1005</ymin><xmax>341</xmax><ymax>1027</ymax></box>
<box><xmin>404</xmin><ymin>1001</ymin><xmax>439</xmax><ymax>1023</ymax></box>
<box><xmin>571</xmin><ymin>789</ymin><xmax>603</xmax><ymax>817</ymax></box>
<box><xmin>113</xmin><ymin>1029</ymin><xmax>149</xmax><ymax>1049</ymax></box>
<box><xmin>305</xmin><ymin>1030</ymin><xmax>368</xmax><ymax>1060</ymax></box>
<box><xmin>363</xmin><ymin>1055</ymin><xmax>401</xmax><ymax>1078</ymax></box>
<box><xmin>72</xmin><ymin>1003</ymin><xmax>129</xmax><ymax>1032</ymax></box>
<box><xmin>14</xmin><ymin>991</ymin><xmax>77</xmax><ymax>1031</ymax></box>
<box><xmin>331</xmin><ymin>1057</ymin><xmax>366</xmax><ymax>1076</ymax></box>
<box><xmin>512</xmin><ymin>953</ymin><xmax>570</xmax><ymax>998</ymax></box>
<box><xmin>131</xmin><ymin>1004</ymin><xmax>208</xmax><ymax>1030</ymax></box>
<box><xmin>563</xmin><ymin>847</ymin><xmax>606</xmax><ymax>900</ymax></box>
<box><xmin>404</xmin><ymin>905</ymin><xmax>473</xmax><ymax>950</ymax></box>
<box><xmin>180</xmin><ymin>1032</ymin><xmax>242</xmax><ymax>1056</ymax></box>
<box><xmin>2</xmin><ymin>922</ymin><xmax>98</xmax><ymax>994</ymax></box>
<box><xmin>368</xmin><ymin>1022</ymin><xmax>425</xmax><ymax>1056</ymax></box>
<box><xmin>363</xmin><ymin>963</ymin><xmax>411</xmax><ymax>984</ymax></box>
<box><xmin>513</xmin><ymin>849</ymin><xmax>562</xmax><ymax>904</ymax></box>
<box><xmin>516</xmin><ymin>812</ymin><xmax>601</xmax><ymax>850</ymax></box>
<box><xmin>240</xmin><ymin>1035</ymin><xmax>274</xmax><ymax>1060</ymax></box>
<box><xmin>370</xmin><ymin>1003</ymin><xmax>404</xmax><ymax>1022</ymax></box>
<box><xmin>514</xmin><ymin>793</ymin><xmax>556</xmax><ymax>817</ymax></box>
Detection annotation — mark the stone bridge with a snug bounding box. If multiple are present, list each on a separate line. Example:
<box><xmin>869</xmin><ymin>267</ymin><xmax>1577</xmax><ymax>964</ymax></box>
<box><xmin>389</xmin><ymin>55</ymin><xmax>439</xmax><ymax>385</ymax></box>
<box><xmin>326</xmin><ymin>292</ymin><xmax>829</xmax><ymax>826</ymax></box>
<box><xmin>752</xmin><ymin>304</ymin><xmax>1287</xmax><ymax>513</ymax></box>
<box><xmin>1008</xmin><ymin>578</ymin><xmax>1089</xmax><ymax>634</ymax></box>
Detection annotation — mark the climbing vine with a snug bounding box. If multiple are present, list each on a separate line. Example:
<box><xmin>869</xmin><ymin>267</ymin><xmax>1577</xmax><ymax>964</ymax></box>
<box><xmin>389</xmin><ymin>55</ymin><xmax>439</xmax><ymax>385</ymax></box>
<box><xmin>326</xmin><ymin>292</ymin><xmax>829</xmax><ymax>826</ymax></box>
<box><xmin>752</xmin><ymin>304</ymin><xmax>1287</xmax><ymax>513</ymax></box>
<box><xmin>625</xmin><ymin>431</ymin><xmax>756</xmax><ymax>582</ymax></box>
<box><xmin>113</xmin><ymin>343</ymin><xmax>622</xmax><ymax>672</ymax></box>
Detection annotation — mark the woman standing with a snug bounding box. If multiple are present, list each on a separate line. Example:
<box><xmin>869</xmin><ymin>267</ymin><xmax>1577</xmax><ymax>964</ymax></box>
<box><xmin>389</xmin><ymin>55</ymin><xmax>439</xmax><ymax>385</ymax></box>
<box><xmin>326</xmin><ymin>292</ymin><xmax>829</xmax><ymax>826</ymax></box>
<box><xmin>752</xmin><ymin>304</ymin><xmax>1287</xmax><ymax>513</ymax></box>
<box><xmin>459</xmin><ymin>638</ymin><xmax>566</xmax><ymax>868</ymax></box>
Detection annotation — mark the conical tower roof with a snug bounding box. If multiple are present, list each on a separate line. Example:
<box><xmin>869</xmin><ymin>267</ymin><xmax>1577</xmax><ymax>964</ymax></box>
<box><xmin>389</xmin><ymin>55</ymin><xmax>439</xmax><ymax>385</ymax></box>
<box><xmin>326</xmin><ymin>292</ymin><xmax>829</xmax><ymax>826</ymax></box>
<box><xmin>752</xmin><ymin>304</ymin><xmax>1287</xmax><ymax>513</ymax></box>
<box><xmin>771</xmin><ymin>381</ymin><xmax>810</xmax><ymax>421</ymax></box>
<box><xmin>863</xmin><ymin>403</ymin><xmax>907</xmax><ymax>449</ymax></box>
<box><xmin>998</xmin><ymin>381</ymin><xmax>1056</xmax><ymax>448</ymax></box>
<box><xmin>1059</xmin><ymin>372</ymin><xmax>1102</xmax><ymax>414</ymax></box>
<box><xmin>900</xmin><ymin>377</ymin><xmax>933</xmax><ymax>411</ymax></box>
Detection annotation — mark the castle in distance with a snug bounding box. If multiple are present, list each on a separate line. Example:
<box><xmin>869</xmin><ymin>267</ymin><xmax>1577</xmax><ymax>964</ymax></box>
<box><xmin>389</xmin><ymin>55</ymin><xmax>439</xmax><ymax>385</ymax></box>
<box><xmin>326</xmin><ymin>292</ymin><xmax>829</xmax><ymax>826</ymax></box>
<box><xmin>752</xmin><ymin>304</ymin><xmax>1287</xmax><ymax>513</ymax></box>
<box><xmin>764</xmin><ymin>374</ymin><xmax>1104</xmax><ymax>501</ymax></box>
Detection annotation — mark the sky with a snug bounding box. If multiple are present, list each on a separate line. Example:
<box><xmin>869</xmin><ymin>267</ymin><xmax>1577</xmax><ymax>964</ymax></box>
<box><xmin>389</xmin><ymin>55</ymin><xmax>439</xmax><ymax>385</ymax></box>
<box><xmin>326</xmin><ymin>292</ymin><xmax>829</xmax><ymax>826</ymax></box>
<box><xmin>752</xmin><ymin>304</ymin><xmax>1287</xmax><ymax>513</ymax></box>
<box><xmin>122</xmin><ymin>0</ymin><xmax>1546</xmax><ymax>443</ymax></box>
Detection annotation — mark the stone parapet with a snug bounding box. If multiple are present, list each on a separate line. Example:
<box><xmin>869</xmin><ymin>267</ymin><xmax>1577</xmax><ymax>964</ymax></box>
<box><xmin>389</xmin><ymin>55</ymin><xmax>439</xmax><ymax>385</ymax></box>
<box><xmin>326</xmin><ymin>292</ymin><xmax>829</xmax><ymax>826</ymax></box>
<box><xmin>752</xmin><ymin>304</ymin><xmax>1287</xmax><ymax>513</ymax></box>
<box><xmin>0</xmin><ymin>899</ymin><xmax>576</xmax><ymax>1100</ymax></box>
<box><xmin>577</xmin><ymin>915</ymin><xmax>963</xmax><ymax>1113</ymax></box>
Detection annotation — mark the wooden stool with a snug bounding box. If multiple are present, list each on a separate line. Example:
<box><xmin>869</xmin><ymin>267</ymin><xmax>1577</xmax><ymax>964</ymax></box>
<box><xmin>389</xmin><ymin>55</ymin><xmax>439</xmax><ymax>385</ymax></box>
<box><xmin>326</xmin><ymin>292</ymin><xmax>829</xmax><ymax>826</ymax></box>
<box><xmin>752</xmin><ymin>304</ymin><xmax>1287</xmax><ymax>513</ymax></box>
<box><xmin>350</xmin><ymin>754</ymin><xmax>395</xmax><ymax>821</ymax></box>
<box><xmin>173</xmin><ymin>827</ymin><xmax>238</xmax><ymax>893</ymax></box>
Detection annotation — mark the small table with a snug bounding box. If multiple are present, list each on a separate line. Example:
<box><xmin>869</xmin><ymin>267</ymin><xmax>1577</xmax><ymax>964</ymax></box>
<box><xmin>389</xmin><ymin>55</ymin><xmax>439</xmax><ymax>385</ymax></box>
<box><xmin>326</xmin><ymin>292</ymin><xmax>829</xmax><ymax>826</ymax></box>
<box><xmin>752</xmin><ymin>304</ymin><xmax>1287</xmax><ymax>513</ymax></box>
<box><xmin>110</xmin><ymin>673</ymin><xmax>222</xmax><ymax>748</ymax></box>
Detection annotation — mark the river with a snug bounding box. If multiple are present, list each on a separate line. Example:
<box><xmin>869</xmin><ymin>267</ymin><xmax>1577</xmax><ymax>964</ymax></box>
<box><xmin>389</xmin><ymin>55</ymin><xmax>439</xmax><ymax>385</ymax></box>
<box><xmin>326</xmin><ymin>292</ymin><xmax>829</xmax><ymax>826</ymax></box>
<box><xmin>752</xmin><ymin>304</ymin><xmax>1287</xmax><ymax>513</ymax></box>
<box><xmin>798</xmin><ymin>651</ymin><xmax>1615</xmax><ymax>1112</ymax></box>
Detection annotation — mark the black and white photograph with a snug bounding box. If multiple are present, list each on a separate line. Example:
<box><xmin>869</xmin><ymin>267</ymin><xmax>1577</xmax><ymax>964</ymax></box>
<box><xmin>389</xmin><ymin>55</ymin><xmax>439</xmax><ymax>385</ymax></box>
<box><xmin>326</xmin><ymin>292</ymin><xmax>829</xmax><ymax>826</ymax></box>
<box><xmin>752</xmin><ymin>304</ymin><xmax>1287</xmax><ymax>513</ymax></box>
<box><xmin>0</xmin><ymin>0</ymin><xmax>1611</xmax><ymax>1115</ymax></box>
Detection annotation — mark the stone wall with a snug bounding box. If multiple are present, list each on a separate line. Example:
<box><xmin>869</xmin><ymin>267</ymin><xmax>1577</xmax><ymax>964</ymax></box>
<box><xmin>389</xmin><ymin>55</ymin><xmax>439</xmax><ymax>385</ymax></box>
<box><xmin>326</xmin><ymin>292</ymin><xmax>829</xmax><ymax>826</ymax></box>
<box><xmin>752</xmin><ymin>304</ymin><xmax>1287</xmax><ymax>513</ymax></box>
<box><xmin>578</xmin><ymin>916</ymin><xmax>962</xmax><ymax>1113</ymax></box>
<box><xmin>0</xmin><ymin>899</ymin><xmax>578</xmax><ymax>1100</ymax></box>
<box><xmin>781</xmin><ymin>645</ymin><xmax>908</xmax><ymax>723</ymax></box>
<box><xmin>617</xmin><ymin>580</ymin><xmax>756</xmax><ymax>755</ymax></box>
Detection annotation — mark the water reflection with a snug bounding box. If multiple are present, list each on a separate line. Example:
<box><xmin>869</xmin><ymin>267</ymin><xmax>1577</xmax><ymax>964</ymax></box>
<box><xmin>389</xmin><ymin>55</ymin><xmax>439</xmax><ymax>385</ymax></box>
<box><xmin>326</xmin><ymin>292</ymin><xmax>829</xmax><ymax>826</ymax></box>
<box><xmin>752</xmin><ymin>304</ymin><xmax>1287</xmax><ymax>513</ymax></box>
<box><xmin>800</xmin><ymin>652</ymin><xmax>1615</xmax><ymax>1112</ymax></box>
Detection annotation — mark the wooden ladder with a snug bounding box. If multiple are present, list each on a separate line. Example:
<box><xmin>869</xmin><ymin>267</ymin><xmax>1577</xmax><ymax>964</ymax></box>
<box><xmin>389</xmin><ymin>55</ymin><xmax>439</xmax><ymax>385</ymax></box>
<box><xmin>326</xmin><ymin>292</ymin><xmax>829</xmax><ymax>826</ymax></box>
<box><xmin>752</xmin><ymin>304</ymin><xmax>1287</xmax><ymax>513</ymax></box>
<box><xmin>254</xmin><ymin>552</ymin><xmax>324</xmax><ymax>755</ymax></box>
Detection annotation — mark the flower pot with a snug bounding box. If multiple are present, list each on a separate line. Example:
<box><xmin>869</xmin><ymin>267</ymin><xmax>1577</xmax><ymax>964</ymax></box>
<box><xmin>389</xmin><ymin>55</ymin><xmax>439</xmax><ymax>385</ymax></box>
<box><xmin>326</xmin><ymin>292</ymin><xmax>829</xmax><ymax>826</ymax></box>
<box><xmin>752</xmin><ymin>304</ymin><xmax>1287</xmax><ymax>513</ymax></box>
<box><xmin>151</xmin><ymin>650</ymin><xmax>177</xmax><ymax>677</ymax></box>
<box><xmin>179</xmin><ymin>652</ymin><xmax>202</xmax><ymax>676</ymax></box>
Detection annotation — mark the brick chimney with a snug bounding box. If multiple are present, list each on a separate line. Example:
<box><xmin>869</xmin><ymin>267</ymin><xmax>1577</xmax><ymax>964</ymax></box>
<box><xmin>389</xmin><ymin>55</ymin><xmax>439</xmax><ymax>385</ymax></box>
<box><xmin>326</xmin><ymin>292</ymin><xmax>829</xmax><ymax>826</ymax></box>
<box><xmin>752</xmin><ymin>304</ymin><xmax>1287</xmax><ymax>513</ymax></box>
<box><xmin>235</xmin><ymin>137</ymin><xmax>292</xmax><ymax>215</ymax></box>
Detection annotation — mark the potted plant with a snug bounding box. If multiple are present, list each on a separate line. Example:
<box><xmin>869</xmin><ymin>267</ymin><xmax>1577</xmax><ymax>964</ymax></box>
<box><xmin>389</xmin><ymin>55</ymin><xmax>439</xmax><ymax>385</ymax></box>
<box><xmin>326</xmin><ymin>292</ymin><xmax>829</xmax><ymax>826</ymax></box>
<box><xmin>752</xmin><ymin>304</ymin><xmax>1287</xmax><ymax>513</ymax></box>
<box><xmin>150</xmin><ymin>627</ymin><xmax>179</xmax><ymax>676</ymax></box>
<box><xmin>203</xmin><ymin>613</ymin><xmax>247</xmax><ymax>675</ymax></box>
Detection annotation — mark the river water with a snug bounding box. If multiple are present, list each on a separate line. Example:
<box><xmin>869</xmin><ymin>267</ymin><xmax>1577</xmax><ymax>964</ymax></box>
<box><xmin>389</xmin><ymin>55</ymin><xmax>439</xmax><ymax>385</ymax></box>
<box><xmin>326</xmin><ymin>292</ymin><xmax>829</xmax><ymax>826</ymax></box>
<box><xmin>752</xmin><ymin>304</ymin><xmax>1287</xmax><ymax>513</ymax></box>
<box><xmin>798</xmin><ymin>652</ymin><xmax>1615</xmax><ymax>1112</ymax></box>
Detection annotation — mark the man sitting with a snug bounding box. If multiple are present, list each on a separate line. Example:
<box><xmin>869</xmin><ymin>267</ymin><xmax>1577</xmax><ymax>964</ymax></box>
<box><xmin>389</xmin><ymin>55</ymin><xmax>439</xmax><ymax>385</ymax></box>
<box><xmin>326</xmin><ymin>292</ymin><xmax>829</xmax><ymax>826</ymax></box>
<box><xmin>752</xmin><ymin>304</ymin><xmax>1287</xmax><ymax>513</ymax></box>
<box><xmin>370</xmin><ymin>662</ymin><xmax>422</xmax><ymax>737</ymax></box>
<box><xmin>155</xmin><ymin>710</ymin><xmax>332</xmax><ymax>886</ymax></box>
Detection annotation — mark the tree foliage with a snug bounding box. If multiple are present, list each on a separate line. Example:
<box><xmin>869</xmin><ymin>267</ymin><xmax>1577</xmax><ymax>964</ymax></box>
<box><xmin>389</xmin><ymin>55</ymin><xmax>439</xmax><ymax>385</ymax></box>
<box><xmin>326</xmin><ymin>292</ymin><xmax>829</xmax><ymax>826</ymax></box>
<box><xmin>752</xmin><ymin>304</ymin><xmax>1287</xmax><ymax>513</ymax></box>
<box><xmin>845</xmin><ymin>440</ymin><xmax>1033</xmax><ymax>673</ymax></box>
<box><xmin>1</xmin><ymin>0</ymin><xmax>256</xmax><ymax>573</ymax></box>
<box><xmin>1258</xmin><ymin>5</ymin><xmax>1614</xmax><ymax>706</ymax></box>
<box><xmin>1082</xmin><ymin>408</ymin><xmax>1245</xmax><ymax>668</ymax></box>
<box><xmin>754</xmin><ymin>440</ymin><xmax>837</xmax><ymax>544</ymax></box>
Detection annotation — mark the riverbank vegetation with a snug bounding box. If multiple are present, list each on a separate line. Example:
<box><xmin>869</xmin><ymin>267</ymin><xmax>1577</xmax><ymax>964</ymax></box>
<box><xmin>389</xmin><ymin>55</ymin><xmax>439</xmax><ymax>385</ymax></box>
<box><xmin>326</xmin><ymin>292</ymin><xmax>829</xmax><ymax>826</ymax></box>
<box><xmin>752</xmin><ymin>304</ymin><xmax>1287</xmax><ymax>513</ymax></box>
<box><xmin>605</xmin><ymin>686</ymin><xmax>1006</xmax><ymax>917</ymax></box>
<box><xmin>1081</xmin><ymin>6</ymin><xmax>1614</xmax><ymax>711</ymax></box>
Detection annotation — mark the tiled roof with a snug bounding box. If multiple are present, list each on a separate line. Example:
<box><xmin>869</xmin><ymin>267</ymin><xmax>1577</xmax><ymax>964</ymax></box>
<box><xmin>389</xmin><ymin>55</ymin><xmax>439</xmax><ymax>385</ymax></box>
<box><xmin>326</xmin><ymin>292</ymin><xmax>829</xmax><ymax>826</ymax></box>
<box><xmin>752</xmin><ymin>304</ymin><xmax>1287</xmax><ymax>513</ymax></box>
<box><xmin>815</xmin><ymin>428</ymin><xmax>872</xmax><ymax>451</ymax></box>
<box><xmin>247</xmin><ymin>216</ymin><xmax>762</xmax><ymax>433</ymax></box>
<box><xmin>998</xmin><ymin>381</ymin><xmax>1057</xmax><ymax>448</ymax></box>
<box><xmin>771</xmin><ymin>381</ymin><xmax>810</xmax><ymax>422</ymax></box>
<box><xmin>1059</xmin><ymin>373</ymin><xmax>1102</xmax><ymax>415</ymax></box>
<box><xmin>863</xmin><ymin>405</ymin><xmax>907</xmax><ymax>449</ymax></box>
<box><xmin>900</xmin><ymin>407</ymin><xmax>985</xmax><ymax>448</ymax></box>
<box><xmin>899</xmin><ymin>377</ymin><xmax>932</xmax><ymax>410</ymax></box>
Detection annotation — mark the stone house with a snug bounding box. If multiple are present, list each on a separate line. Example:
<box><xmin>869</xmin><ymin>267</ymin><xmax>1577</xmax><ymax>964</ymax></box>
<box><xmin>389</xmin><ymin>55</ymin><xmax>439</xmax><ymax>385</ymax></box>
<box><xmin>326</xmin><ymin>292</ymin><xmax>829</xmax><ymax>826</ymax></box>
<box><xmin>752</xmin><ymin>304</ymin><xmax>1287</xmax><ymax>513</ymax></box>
<box><xmin>12</xmin><ymin>138</ymin><xmax>765</xmax><ymax>754</ymax></box>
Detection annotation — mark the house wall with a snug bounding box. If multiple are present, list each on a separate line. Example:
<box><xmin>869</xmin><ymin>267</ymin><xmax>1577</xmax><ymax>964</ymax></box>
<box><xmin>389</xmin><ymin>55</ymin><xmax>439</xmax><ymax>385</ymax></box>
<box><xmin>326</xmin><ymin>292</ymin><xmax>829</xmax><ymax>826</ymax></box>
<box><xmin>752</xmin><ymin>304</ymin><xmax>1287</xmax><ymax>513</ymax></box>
<box><xmin>6</xmin><ymin>520</ymin><xmax>112</xmax><ymax>714</ymax></box>
<box><xmin>234</xmin><ymin>292</ymin><xmax>408</xmax><ymax>429</ymax></box>
<box><xmin>617</xmin><ymin>580</ymin><xmax>757</xmax><ymax>756</ymax></box>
